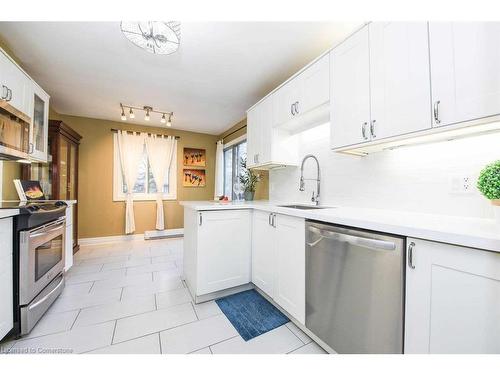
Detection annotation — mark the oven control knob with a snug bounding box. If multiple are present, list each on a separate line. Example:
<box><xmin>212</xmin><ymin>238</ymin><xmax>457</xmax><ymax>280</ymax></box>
<box><xmin>55</xmin><ymin>201</ymin><xmax>66</xmax><ymax>207</ymax></box>
<box><xmin>29</xmin><ymin>205</ymin><xmax>40</xmax><ymax>211</ymax></box>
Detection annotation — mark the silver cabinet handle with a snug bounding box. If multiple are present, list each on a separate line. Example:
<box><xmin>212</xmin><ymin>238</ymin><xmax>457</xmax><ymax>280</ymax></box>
<box><xmin>361</xmin><ymin>122</ymin><xmax>368</xmax><ymax>140</ymax></box>
<box><xmin>6</xmin><ymin>88</ymin><xmax>12</xmax><ymax>102</ymax></box>
<box><xmin>1</xmin><ymin>85</ymin><xmax>8</xmax><ymax>100</ymax></box>
<box><xmin>307</xmin><ymin>226</ymin><xmax>396</xmax><ymax>251</ymax></box>
<box><xmin>370</xmin><ymin>119</ymin><xmax>376</xmax><ymax>138</ymax></box>
<box><xmin>408</xmin><ymin>241</ymin><xmax>416</xmax><ymax>269</ymax></box>
<box><xmin>433</xmin><ymin>100</ymin><xmax>441</xmax><ymax>124</ymax></box>
<box><xmin>291</xmin><ymin>103</ymin><xmax>295</xmax><ymax>116</ymax></box>
<box><xmin>272</xmin><ymin>213</ymin><xmax>277</xmax><ymax>228</ymax></box>
<box><xmin>295</xmin><ymin>101</ymin><xmax>299</xmax><ymax>115</ymax></box>
<box><xmin>198</xmin><ymin>212</ymin><xmax>202</xmax><ymax>226</ymax></box>
<box><xmin>28</xmin><ymin>143</ymin><xmax>34</xmax><ymax>154</ymax></box>
<box><xmin>268</xmin><ymin>213</ymin><xmax>273</xmax><ymax>226</ymax></box>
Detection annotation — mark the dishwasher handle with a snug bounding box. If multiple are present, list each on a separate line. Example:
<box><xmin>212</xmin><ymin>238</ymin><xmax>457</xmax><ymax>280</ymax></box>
<box><xmin>308</xmin><ymin>226</ymin><xmax>396</xmax><ymax>251</ymax></box>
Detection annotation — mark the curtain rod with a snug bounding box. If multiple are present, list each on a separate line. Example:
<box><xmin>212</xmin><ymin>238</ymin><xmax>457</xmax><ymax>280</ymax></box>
<box><xmin>217</xmin><ymin>123</ymin><xmax>246</xmax><ymax>144</ymax></box>
<box><xmin>110</xmin><ymin>128</ymin><xmax>180</xmax><ymax>139</ymax></box>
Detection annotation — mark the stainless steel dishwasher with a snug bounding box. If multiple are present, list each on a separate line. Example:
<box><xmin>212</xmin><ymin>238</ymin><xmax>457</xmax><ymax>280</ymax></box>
<box><xmin>305</xmin><ymin>221</ymin><xmax>405</xmax><ymax>354</ymax></box>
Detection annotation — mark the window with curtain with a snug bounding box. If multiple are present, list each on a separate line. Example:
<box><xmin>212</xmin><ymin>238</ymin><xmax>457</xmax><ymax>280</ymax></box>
<box><xmin>113</xmin><ymin>135</ymin><xmax>177</xmax><ymax>201</ymax></box>
<box><xmin>223</xmin><ymin>140</ymin><xmax>247</xmax><ymax>200</ymax></box>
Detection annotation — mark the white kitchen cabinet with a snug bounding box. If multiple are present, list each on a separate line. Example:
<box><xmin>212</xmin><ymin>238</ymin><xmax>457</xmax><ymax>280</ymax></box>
<box><xmin>64</xmin><ymin>205</ymin><xmax>74</xmax><ymax>271</ymax></box>
<box><xmin>405</xmin><ymin>238</ymin><xmax>500</xmax><ymax>354</ymax></box>
<box><xmin>251</xmin><ymin>210</ymin><xmax>276</xmax><ymax>298</ymax></box>
<box><xmin>29</xmin><ymin>83</ymin><xmax>50</xmax><ymax>162</ymax></box>
<box><xmin>183</xmin><ymin>208</ymin><xmax>252</xmax><ymax>298</ymax></box>
<box><xmin>246</xmin><ymin>94</ymin><xmax>298</xmax><ymax>170</ymax></box>
<box><xmin>330</xmin><ymin>26</ymin><xmax>371</xmax><ymax>148</ymax></box>
<box><xmin>0</xmin><ymin>217</ymin><xmax>13</xmax><ymax>341</ymax></box>
<box><xmin>273</xmin><ymin>53</ymin><xmax>330</xmax><ymax>128</ymax></box>
<box><xmin>274</xmin><ymin>214</ymin><xmax>306</xmax><ymax>325</ymax></box>
<box><xmin>369</xmin><ymin>22</ymin><xmax>432</xmax><ymax>139</ymax></box>
<box><xmin>429</xmin><ymin>22</ymin><xmax>500</xmax><ymax>128</ymax></box>
<box><xmin>250</xmin><ymin>211</ymin><xmax>305</xmax><ymax>324</ymax></box>
<box><xmin>0</xmin><ymin>49</ymin><xmax>31</xmax><ymax>118</ymax></box>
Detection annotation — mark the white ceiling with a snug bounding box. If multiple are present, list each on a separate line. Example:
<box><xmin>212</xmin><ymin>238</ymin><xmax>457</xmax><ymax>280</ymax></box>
<box><xmin>0</xmin><ymin>22</ymin><xmax>360</xmax><ymax>135</ymax></box>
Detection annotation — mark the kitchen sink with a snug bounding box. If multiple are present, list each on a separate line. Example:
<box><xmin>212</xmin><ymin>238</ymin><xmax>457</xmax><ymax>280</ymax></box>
<box><xmin>278</xmin><ymin>204</ymin><xmax>333</xmax><ymax>210</ymax></box>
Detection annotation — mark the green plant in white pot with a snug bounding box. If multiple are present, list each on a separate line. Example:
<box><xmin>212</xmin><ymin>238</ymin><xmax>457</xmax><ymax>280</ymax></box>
<box><xmin>239</xmin><ymin>156</ymin><xmax>261</xmax><ymax>201</ymax></box>
<box><xmin>477</xmin><ymin>160</ymin><xmax>500</xmax><ymax>223</ymax></box>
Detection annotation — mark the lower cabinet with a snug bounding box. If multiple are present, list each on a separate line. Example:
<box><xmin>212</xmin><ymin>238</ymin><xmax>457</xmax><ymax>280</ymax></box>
<box><xmin>252</xmin><ymin>211</ymin><xmax>305</xmax><ymax>324</ymax></box>
<box><xmin>405</xmin><ymin>238</ymin><xmax>500</xmax><ymax>353</ymax></box>
<box><xmin>0</xmin><ymin>217</ymin><xmax>13</xmax><ymax>341</ymax></box>
<box><xmin>183</xmin><ymin>209</ymin><xmax>252</xmax><ymax>298</ymax></box>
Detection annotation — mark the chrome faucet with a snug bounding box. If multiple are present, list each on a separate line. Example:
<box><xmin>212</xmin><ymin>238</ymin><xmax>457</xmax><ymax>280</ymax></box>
<box><xmin>299</xmin><ymin>154</ymin><xmax>321</xmax><ymax>205</ymax></box>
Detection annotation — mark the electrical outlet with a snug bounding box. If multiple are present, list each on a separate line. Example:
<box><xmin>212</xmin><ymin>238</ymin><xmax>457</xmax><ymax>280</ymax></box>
<box><xmin>450</xmin><ymin>175</ymin><xmax>474</xmax><ymax>194</ymax></box>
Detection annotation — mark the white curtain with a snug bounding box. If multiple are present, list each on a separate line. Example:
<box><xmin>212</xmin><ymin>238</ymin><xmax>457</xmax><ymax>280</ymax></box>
<box><xmin>214</xmin><ymin>140</ymin><xmax>224</xmax><ymax>199</ymax></box>
<box><xmin>117</xmin><ymin>130</ymin><xmax>145</xmax><ymax>234</ymax></box>
<box><xmin>145</xmin><ymin>134</ymin><xmax>177</xmax><ymax>230</ymax></box>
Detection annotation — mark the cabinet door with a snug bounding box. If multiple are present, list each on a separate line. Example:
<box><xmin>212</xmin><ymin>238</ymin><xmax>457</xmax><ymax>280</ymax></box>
<box><xmin>246</xmin><ymin>106</ymin><xmax>260</xmax><ymax>167</ymax></box>
<box><xmin>369</xmin><ymin>22</ymin><xmax>432</xmax><ymax>139</ymax></box>
<box><xmin>297</xmin><ymin>53</ymin><xmax>330</xmax><ymax>115</ymax></box>
<box><xmin>0</xmin><ymin>51</ymin><xmax>29</xmax><ymax>116</ymax></box>
<box><xmin>274</xmin><ymin>214</ymin><xmax>305</xmax><ymax>324</ymax></box>
<box><xmin>405</xmin><ymin>238</ymin><xmax>500</xmax><ymax>353</ymax></box>
<box><xmin>0</xmin><ymin>217</ymin><xmax>13</xmax><ymax>340</ymax></box>
<box><xmin>30</xmin><ymin>84</ymin><xmax>50</xmax><ymax>162</ymax></box>
<box><xmin>273</xmin><ymin>79</ymin><xmax>300</xmax><ymax>127</ymax></box>
<box><xmin>258</xmin><ymin>96</ymin><xmax>273</xmax><ymax>165</ymax></box>
<box><xmin>330</xmin><ymin>26</ymin><xmax>371</xmax><ymax>149</ymax></box>
<box><xmin>197</xmin><ymin>210</ymin><xmax>251</xmax><ymax>295</ymax></box>
<box><xmin>429</xmin><ymin>22</ymin><xmax>500</xmax><ymax>127</ymax></box>
<box><xmin>251</xmin><ymin>210</ymin><xmax>276</xmax><ymax>298</ymax></box>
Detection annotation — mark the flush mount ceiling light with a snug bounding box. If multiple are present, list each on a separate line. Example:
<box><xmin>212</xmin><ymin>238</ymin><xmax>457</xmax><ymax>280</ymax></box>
<box><xmin>120</xmin><ymin>21</ymin><xmax>181</xmax><ymax>55</ymax></box>
<box><xmin>120</xmin><ymin>103</ymin><xmax>174</xmax><ymax>127</ymax></box>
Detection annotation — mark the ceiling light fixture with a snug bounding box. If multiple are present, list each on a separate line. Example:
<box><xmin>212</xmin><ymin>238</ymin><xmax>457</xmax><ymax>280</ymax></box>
<box><xmin>119</xmin><ymin>103</ymin><xmax>174</xmax><ymax>127</ymax></box>
<box><xmin>120</xmin><ymin>21</ymin><xmax>181</xmax><ymax>55</ymax></box>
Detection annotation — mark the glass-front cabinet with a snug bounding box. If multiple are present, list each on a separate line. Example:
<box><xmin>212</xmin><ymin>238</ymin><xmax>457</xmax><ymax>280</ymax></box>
<box><xmin>29</xmin><ymin>82</ymin><xmax>50</xmax><ymax>162</ymax></box>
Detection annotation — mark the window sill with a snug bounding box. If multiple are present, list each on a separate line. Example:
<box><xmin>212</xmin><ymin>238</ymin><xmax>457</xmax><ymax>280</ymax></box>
<box><xmin>113</xmin><ymin>196</ymin><xmax>177</xmax><ymax>202</ymax></box>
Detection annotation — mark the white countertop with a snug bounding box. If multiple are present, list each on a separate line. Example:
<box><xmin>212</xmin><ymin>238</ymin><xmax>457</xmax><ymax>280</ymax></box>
<box><xmin>0</xmin><ymin>209</ymin><xmax>19</xmax><ymax>219</ymax></box>
<box><xmin>180</xmin><ymin>200</ymin><xmax>500</xmax><ymax>253</ymax></box>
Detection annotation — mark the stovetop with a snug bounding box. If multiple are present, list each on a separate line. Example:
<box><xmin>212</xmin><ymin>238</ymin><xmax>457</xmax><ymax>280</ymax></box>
<box><xmin>0</xmin><ymin>201</ymin><xmax>67</xmax><ymax>212</ymax></box>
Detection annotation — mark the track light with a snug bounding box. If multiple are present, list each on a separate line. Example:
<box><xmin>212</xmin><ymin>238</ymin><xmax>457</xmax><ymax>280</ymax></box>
<box><xmin>161</xmin><ymin>113</ymin><xmax>166</xmax><ymax>124</ymax></box>
<box><xmin>129</xmin><ymin>108</ymin><xmax>135</xmax><ymax>119</ymax></box>
<box><xmin>119</xmin><ymin>104</ymin><xmax>172</xmax><ymax>125</ymax></box>
<box><xmin>167</xmin><ymin>114</ymin><xmax>172</xmax><ymax>127</ymax></box>
<box><xmin>120</xmin><ymin>104</ymin><xmax>126</xmax><ymax>121</ymax></box>
<box><xmin>144</xmin><ymin>106</ymin><xmax>151</xmax><ymax>121</ymax></box>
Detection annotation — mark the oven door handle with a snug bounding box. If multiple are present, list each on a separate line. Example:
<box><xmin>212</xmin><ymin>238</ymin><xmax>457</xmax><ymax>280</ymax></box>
<box><xmin>30</xmin><ymin>224</ymin><xmax>65</xmax><ymax>238</ymax></box>
<box><xmin>28</xmin><ymin>276</ymin><xmax>64</xmax><ymax>311</ymax></box>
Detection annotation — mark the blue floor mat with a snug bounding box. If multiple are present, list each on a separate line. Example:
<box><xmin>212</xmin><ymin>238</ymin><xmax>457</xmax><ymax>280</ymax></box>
<box><xmin>215</xmin><ymin>289</ymin><xmax>290</xmax><ymax>341</ymax></box>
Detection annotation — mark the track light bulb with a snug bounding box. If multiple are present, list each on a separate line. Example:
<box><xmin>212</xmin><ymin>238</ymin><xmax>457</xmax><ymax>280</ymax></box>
<box><xmin>167</xmin><ymin>114</ymin><xmax>172</xmax><ymax>127</ymax></box>
<box><xmin>121</xmin><ymin>111</ymin><xmax>126</xmax><ymax>121</ymax></box>
<box><xmin>129</xmin><ymin>108</ymin><xmax>135</xmax><ymax>119</ymax></box>
<box><xmin>145</xmin><ymin>109</ymin><xmax>150</xmax><ymax>121</ymax></box>
<box><xmin>161</xmin><ymin>113</ymin><xmax>166</xmax><ymax>124</ymax></box>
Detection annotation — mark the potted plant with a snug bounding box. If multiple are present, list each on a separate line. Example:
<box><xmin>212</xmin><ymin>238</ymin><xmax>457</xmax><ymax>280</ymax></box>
<box><xmin>477</xmin><ymin>160</ymin><xmax>500</xmax><ymax>223</ymax></box>
<box><xmin>239</xmin><ymin>156</ymin><xmax>261</xmax><ymax>201</ymax></box>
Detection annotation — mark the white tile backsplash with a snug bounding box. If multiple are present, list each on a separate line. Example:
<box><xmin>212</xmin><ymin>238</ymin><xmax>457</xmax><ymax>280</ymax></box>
<box><xmin>270</xmin><ymin>123</ymin><xmax>500</xmax><ymax>219</ymax></box>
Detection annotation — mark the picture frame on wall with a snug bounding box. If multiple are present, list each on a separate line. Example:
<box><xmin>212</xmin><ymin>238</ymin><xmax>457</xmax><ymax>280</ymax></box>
<box><xmin>183</xmin><ymin>169</ymin><xmax>206</xmax><ymax>187</ymax></box>
<box><xmin>183</xmin><ymin>147</ymin><xmax>206</xmax><ymax>167</ymax></box>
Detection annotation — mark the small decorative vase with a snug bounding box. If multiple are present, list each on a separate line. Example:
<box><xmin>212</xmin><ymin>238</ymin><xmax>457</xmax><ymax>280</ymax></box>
<box><xmin>244</xmin><ymin>191</ymin><xmax>255</xmax><ymax>201</ymax></box>
<box><xmin>493</xmin><ymin>200</ymin><xmax>500</xmax><ymax>224</ymax></box>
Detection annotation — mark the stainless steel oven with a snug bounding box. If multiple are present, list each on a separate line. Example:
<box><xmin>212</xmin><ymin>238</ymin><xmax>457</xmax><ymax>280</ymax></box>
<box><xmin>19</xmin><ymin>218</ymin><xmax>65</xmax><ymax>334</ymax></box>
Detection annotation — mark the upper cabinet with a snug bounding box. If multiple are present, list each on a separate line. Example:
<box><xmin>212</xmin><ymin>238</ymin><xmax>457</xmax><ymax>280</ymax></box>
<box><xmin>29</xmin><ymin>83</ymin><xmax>50</xmax><ymax>162</ymax></box>
<box><xmin>0</xmin><ymin>48</ymin><xmax>50</xmax><ymax>162</ymax></box>
<box><xmin>429</xmin><ymin>22</ymin><xmax>500</xmax><ymax>127</ymax></box>
<box><xmin>330</xmin><ymin>26</ymin><xmax>371</xmax><ymax>148</ymax></box>
<box><xmin>369</xmin><ymin>22</ymin><xmax>432</xmax><ymax>139</ymax></box>
<box><xmin>331</xmin><ymin>23</ymin><xmax>432</xmax><ymax>149</ymax></box>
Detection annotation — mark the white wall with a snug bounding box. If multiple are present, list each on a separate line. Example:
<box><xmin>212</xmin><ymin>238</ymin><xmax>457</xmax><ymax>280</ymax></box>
<box><xmin>269</xmin><ymin>123</ymin><xmax>500</xmax><ymax>219</ymax></box>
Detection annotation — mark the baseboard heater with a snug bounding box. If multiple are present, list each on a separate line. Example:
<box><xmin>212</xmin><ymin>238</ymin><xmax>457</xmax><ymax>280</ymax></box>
<box><xmin>144</xmin><ymin>228</ymin><xmax>184</xmax><ymax>240</ymax></box>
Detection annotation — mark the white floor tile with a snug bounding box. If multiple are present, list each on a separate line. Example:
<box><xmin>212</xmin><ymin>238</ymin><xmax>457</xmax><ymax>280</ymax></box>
<box><xmin>126</xmin><ymin>261</ymin><xmax>177</xmax><ymax>276</ymax></box>
<box><xmin>65</xmin><ymin>269</ymin><xmax>125</xmax><ymax>285</ymax></box>
<box><xmin>60</xmin><ymin>282</ymin><xmax>93</xmax><ymax>297</ymax></box>
<box><xmin>288</xmin><ymin>342</ymin><xmax>328</xmax><ymax>354</ymax></box>
<box><xmin>50</xmin><ymin>288</ymin><xmax>123</xmax><ymax>313</ymax></box>
<box><xmin>210</xmin><ymin>325</ymin><xmax>303</xmax><ymax>354</ymax></box>
<box><xmin>66</xmin><ymin>263</ymin><xmax>103</xmax><ymax>276</ymax></box>
<box><xmin>22</xmin><ymin>310</ymin><xmax>79</xmax><ymax>339</ymax></box>
<box><xmin>10</xmin><ymin>321</ymin><xmax>115</xmax><ymax>354</ymax></box>
<box><xmin>189</xmin><ymin>347</ymin><xmax>212</xmax><ymax>354</ymax></box>
<box><xmin>113</xmin><ymin>303</ymin><xmax>197</xmax><ymax>344</ymax></box>
<box><xmin>101</xmin><ymin>257</ymin><xmax>151</xmax><ymax>271</ymax></box>
<box><xmin>285</xmin><ymin>322</ymin><xmax>312</xmax><ymax>344</ymax></box>
<box><xmin>87</xmin><ymin>333</ymin><xmax>161</xmax><ymax>354</ymax></box>
<box><xmin>93</xmin><ymin>273</ymin><xmax>153</xmax><ymax>290</ymax></box>
<box><xmin>121</xmin><ymin>277</ymin><xmax>184</xmax><ymax>299</ymax></box>
<box><xmin>193</xmin><ymin>301</ymin><xmax>222</xmax><ymax>320</ymax></box>
<box><xmin>160</xmin><ymin>314</ymin><xmax>238</xmax><ymax>354</ymax></box>
<box><xmin>79</xmin><ymin>255</ymin><xmax>129</xmax><ymax>265</ymax></box>
<box><xmin>151</xmin><ymin>254</ymin><xmax>178</xmax><ymax>264</ymax></box>
<box><xmin>155</xmin><ymin>288</ymin><xmax>192</xmax><ymax>309</ymax></box>
<box><xmin>73</xmin><ymin>294</ymin><xmax>155</xmax><ymax>327</ymax></box>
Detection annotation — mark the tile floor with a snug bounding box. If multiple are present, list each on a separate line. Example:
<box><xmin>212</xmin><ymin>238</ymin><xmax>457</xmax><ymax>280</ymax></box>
<box><xmin>1</xmin><ymin>238</ymin><xmax>327</xmax><ymax>354</ymax></box>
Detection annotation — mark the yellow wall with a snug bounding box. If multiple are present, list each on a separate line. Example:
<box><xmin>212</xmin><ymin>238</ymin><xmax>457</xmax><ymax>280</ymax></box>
<box><xmin>1</xmin><ymin>161</ymin><xmax>22</xmax><ymax>200</ymax></box>
<box><xmin>49</xmin><ymin>110</ymin><xmax>219</xmax><ymax>238</ymax></box>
